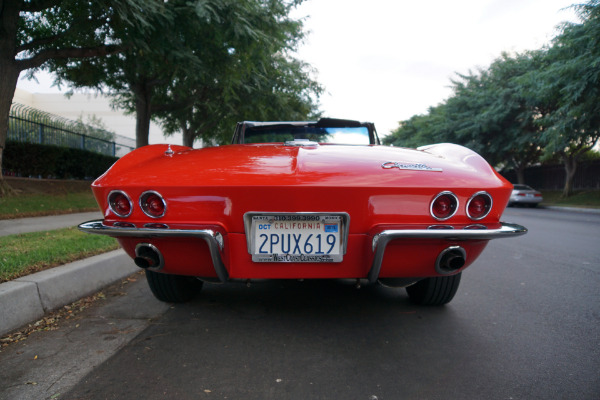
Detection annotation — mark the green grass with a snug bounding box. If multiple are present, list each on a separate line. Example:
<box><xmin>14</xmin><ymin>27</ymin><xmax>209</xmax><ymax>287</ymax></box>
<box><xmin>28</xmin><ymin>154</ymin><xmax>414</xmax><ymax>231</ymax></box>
<box><xmin>0</xmin><ymin>227</ymin><xmax>120</xmax><ymax>283</ymax></box>
<box><xmin>0</xmin><ymin>192</ymin><xmax>99</xmax><ymax>219</ymax></box>
<box><xmin>541</xmin><ymin>190</ymin><xmax>600</xmax><ymax>208</ymax></box>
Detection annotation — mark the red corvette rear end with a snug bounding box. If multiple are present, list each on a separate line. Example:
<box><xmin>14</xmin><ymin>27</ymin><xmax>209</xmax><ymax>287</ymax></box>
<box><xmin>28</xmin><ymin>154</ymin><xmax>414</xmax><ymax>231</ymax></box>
<box><xmin>80</xmin><ymin>119</ymin><xmax>526</xmax><ymax>305</ymax></box>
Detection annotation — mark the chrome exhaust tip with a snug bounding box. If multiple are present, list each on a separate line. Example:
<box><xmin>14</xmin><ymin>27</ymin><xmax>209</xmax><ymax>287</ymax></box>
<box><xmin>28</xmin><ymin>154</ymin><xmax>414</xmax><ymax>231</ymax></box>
<box><xmin>134</xmin><ymin>243</ymin><xmax>164</xmax><ymax>270</ymax></box>
<box><xmin>435</xmin><ymin>246</ymin><xmax>466</xmax><ymax>275</ymax></box>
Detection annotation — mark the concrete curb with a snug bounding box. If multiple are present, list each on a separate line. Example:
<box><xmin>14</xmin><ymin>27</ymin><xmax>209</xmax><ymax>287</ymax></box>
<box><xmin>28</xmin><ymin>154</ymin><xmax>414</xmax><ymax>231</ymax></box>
<box><xmin>0</xmin><ymin>249</ymin><xmax>138</xmax><ymax>337</ymax></box>
<box><xmin>543</xmin><ymin>205</ymin><xmax>600</xmax><ymax>214</ymax></box>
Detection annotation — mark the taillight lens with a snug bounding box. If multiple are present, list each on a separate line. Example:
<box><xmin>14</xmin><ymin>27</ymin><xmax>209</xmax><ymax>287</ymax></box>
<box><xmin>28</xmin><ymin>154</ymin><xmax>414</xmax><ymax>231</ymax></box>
<box><xmin>467</xmin><ymin>192</ymin><xmax>492</xmax><ymax>220</ymax></box>
<box><xmin>140</xmin><ymin>191</ymin><xmax>167</xmax><ymax>218</ymax></box>
<box><xmin>430</xmin><ymin>192</ymin><xmax>458</xmax><ymax>220</ymax></box>
<box><xmin>108</xmin><ymin>191</ymin><xmax>133</xmax><ymax>218</ymax></box>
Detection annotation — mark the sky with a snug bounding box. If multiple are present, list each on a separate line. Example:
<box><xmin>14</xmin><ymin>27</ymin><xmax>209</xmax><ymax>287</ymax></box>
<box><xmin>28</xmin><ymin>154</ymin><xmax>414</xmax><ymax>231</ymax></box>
<box><xmin>17</xmin><ymin>0</ymin><xmax>579</xmax><ymax>140</ymax></box>
<box><xmin>290</xmin><ymin>0</ymin><xmax>578</xmax><ymax>136</ymax></box>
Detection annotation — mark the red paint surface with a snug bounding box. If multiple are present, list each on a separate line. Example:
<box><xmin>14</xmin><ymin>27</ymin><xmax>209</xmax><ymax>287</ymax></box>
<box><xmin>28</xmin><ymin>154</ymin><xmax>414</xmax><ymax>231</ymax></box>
<box><xmin>92</xmin><ymin>143</ymin><xmax>513</xmax><ymax>279</ymax></box>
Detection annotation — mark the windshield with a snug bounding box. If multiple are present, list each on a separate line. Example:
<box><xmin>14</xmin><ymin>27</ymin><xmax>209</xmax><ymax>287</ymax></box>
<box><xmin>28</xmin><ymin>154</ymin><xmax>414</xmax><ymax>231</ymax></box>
<box><xmin>243</xmin><ymin>126</ymin><xmax>371</xmax><ymax>145</ymax></box>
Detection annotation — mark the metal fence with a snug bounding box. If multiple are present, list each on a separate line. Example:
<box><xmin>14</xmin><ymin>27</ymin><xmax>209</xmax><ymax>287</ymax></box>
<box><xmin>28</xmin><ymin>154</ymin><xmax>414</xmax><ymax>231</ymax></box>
<box><xmin>8</xmin><ymin>103</ymin><xmax>135</xmax><ymax>157</ymax></box>
<box><xmin>502</xmin><ymin>160</ymin><xmax>600</xmax><ymax>190</ymax></box>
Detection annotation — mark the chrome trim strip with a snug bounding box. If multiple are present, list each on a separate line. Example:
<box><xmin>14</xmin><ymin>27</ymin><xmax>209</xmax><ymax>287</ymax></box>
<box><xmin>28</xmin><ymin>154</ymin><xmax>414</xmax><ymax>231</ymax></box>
<box><xmin>367</xmin><ymin>222</ymin><xmax>527</xmax><ymax>283</ymax></box>
<box><xmin>78</xmin><ymin>220</ymin><xmax>228</xmax><ymax>282</ymax></box>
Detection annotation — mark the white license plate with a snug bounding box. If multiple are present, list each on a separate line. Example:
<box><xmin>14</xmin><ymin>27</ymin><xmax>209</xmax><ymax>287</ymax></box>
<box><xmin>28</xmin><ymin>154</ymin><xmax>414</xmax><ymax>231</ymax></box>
<box><xmin>248</xmin><ymin>214</ymin><xmax>347</xmax><ymax>262</ymax></box>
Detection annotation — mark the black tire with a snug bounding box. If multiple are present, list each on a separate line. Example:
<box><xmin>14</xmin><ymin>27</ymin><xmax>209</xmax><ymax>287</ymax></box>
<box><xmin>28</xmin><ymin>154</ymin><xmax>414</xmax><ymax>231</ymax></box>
<box><xmin>145</xmin><ymin>269</ymin><xmax>202</xmax><ymax>302</ymax></box>
<box><xmin>405</xmin><ymin>273</ymin><xmax>462</xmax><ymax>305</ymax></box>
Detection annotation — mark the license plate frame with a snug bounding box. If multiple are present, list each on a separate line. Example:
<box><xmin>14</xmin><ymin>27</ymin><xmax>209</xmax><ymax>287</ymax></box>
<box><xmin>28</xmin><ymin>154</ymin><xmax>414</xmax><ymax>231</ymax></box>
<box><xmin>244</xmin><ymin>212</ymin><xmax>350</xmax><ymax>263</ymax></box>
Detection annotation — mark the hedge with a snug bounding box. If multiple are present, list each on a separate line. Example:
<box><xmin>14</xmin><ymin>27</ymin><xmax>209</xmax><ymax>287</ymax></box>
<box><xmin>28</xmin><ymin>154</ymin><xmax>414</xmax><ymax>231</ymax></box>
<box><xmin>3</xmin><ymin>141</ymin><xmax>118</xmax><ymax>180</ymax></box>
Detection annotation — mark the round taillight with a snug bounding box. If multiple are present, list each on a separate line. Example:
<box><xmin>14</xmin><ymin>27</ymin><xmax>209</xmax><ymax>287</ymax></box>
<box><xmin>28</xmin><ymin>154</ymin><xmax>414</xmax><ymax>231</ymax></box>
<box><xmin>140</xmin><ymin>191</ymin><xmax>166</xmax><ymax>218</ymax></box>
<box><xmin>430</xmin><ymin>192</ymin><xmax>458</xmax><ymax>221</ymax></box>
<box><xmin>108</xmin><ymin>191</ymin><xmax>133</xmax><ymax>218</ymax></box>
<box><xmin>467</xmin><ymin>192</ymin><xmax>492</xmax><ymax>220</ymax></box>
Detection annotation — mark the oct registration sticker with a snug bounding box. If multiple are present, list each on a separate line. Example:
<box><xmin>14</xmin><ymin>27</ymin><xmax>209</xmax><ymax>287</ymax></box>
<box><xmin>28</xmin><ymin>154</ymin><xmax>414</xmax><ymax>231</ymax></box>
<box><xmin>250</xmin><ymin>214</ymin><xmax>344</xmax><ymax>262</ymax></box>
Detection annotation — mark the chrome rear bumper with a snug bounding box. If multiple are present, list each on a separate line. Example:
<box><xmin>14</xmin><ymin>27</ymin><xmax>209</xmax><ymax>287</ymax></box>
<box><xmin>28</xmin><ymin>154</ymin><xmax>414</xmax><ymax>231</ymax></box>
<box><xmin>367</xmin><ymin>222</ymin><xmax>527</xmax><ymax>283</ymax></box>
<box><xmin>78</xmin><ymin>220</ymin><xmax>229</xmax><ymax>282</ymax></box>
<box><xmin>80</xmin><ymin>220</ymin><xmax>526</xmax><ymax>285</ymax></box>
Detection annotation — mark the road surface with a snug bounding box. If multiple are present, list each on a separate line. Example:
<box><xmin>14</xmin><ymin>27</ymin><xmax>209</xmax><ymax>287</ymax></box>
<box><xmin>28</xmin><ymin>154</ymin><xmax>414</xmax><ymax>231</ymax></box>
<box><xmin>1</xmin><ymin>207</ymin><xmax>598</xmax><ymax>400</ymax></box>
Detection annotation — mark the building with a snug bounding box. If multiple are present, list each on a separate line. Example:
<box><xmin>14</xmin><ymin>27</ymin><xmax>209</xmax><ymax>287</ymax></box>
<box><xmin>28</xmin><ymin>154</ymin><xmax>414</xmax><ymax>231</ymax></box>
<box><xmin>12</xmin><ymin>88</ymin><xmax>183</xmax><ymax>146</ymax></box>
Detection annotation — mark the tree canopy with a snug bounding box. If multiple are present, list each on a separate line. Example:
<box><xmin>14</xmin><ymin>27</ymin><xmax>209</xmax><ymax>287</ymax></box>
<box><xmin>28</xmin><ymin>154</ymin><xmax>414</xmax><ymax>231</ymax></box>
<box><xmin>535</xmin><ymin>0</ymin><xmax>600</xmax><ymax>194</ymax></box>
<box><xmin>0</xmin><ymin>0</ymin><xmax>160</xmax><ymax>189</ymax></box>
<box><xmin>48</xmin><ymin>0</ymin><xmax>321</xmax><ymax>148</ymax></box>
<box><xmin>384</xmin><ymin>0</ymin><xmax>600</xmax><ymax>196</ymax></box>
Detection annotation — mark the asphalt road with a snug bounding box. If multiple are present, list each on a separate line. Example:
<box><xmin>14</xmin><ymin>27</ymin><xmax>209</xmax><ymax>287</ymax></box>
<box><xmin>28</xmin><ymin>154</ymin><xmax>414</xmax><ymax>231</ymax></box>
<box><xmin>1</xmin><ymin>207</ymin><xmax>599</xmax><ymax>400</ymax></box>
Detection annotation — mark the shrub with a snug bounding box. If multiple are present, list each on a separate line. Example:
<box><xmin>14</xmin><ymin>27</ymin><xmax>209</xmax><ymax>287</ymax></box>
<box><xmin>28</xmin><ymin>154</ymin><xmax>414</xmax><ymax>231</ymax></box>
<box><xmin>3</xmin><ymin>141</ymin><xmax>117</xmax><ymax>180</ymax></box>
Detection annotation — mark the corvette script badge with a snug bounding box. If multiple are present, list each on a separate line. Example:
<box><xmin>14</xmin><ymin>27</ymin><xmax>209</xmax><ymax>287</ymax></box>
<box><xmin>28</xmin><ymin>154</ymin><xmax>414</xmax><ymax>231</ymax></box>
<box><xmin>381</xmin><ymin>161</ymin><xmax>443</xmax><ymax>172</ymax></box>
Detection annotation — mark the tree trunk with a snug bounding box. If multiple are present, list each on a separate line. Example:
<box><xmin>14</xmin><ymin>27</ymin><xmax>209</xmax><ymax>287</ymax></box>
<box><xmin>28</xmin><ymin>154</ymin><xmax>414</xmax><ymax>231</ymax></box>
<box><xmin>510</xmin><ymin>158</ymin><xmax>527</xmax><ymax>185</ymax></box>
<box><xmin>0</xmin><ymin>0</ymin><xmax>22</xmax><ymax>187</ymax></box>
<box><xmin>516</xmin><ymin>165</ymin><xmax>526</xmax><ymax>185</ymax></box>
<box><xmin>0</xmin><ymin>60</ymin><xmax>22</xmax><ymax>188</ymax></box>
<box><xmin>134</xmin><ymin>83</ymin><xmax>152</xmax><ymax>148</ymax></box>
<box><xmin>562</xmin><ymin>155</ymin><xmax>577</xmax><ymax>198</ymax></box>
<box><xmin>182</xmin><ymin>126</ymin><xmax>195</xmax><ymax>148</ymax></box>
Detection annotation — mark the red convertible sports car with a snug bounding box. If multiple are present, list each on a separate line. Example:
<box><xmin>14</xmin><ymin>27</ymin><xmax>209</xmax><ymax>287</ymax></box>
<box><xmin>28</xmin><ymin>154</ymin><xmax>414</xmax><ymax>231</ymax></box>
<box><xmin>79</xmin><ymin>118</ymin><xmax>526</xmax><ymax>305</ymax></box>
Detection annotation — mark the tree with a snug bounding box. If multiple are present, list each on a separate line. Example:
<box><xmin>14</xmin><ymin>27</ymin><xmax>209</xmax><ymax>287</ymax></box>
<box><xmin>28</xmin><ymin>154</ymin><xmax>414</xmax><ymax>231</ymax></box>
<box><xmin>536</xmin><ymin>0</ymin><xmax>600</xmax><ymax>196</ymax></box>
<box><xmin>383</xmin><ymin>104</ymin><xmax>450</xmax><ymax>148</ymax></box>
<box><xmin>386</xmin><ymin>1</ymin><xmax>599</xmax><ymax>194</ymax></box>
<box><xmin>157</xmin><ymin>44</ymin><xmax>322</xmax><ymax>147</ymax></box>
<box><xmin>447</xmin><ymin>52</ymin><xmax>546</xmax><ymax>182</ymax></box>
<box><xmin>49</xmin><ymin>0</ymin><xmax>180</xmax><ymax>148</ymax></box>
<box><xmin>50</xmin><ymin>0</ymin><xmax>320</xmax><ymax>149</ymax></box>
<box><xmin>0</xmin><ymin>0</ymin><xmax>158</xmax><ymax>192</ymax></box>
<box><xmin>385</xmin><ymin>52</ymin><xmax>546</xmax><ymax>182</ymax></box>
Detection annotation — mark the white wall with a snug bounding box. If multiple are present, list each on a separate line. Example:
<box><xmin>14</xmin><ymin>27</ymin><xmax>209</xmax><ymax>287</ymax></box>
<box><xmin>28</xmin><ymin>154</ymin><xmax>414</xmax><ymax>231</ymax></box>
<box><xmin>12</xmin><ymin>88</ymin><xmax>183</xmax><ymax>146</ymax></box>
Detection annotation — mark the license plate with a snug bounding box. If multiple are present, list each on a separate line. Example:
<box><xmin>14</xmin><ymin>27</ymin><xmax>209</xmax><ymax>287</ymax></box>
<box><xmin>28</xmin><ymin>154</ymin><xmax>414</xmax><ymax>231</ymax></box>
<box><xmin>246</xmin><ymin>213</ymin><xmax>348</xmax><ymax>262</ymax></box>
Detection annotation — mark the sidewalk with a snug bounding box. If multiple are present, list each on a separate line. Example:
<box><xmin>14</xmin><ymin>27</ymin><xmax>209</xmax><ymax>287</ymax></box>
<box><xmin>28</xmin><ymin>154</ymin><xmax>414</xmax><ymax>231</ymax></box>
<box><xmin>544</xmin><ymin>205</ymin><xmax>600</xmax><ymax>214</ymax></box>
<box><xmin>0</xmin><ymin>211</ymin><xmax>102</xmax><ymax>237</ymax></box>
<box><xmin>0</xmin><ymin>212</ymin><xmax>138</xmax><ymax>336</ymax></box>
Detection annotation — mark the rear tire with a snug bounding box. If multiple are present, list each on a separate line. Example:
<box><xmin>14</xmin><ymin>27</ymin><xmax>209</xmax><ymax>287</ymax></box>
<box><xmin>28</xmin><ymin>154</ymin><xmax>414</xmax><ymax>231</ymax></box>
<box><xmin>405</xmin><ymin>273</ymin><xmax>461</xmax><ymax>305</ymax></box>
<box><xmin>145</xmin><ymin>270</ymin><xmax>202</xmax><ymax>302</ymax></box>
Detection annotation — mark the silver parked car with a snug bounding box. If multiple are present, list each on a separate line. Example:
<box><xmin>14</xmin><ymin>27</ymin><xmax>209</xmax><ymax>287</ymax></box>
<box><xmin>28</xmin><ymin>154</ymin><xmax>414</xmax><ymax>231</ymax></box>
<box><xmin>509</xmin><ymin>184</ymin><xmax>543</xmax><ymax>207</ymax></box>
